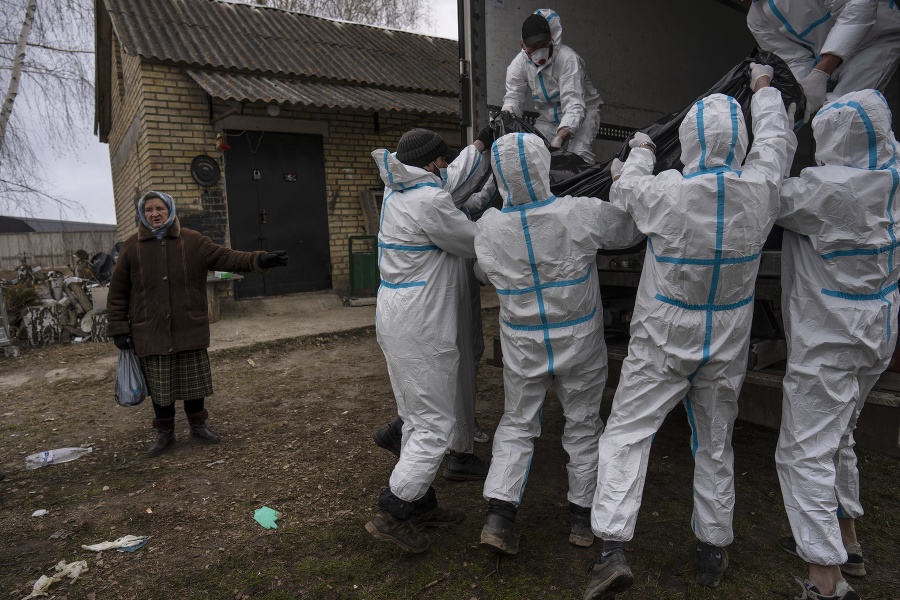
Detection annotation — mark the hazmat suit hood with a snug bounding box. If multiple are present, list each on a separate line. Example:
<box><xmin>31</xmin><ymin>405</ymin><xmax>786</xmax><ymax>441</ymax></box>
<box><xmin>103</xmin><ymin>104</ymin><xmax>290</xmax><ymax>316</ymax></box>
<box><xmin>371</xmin><ymin>148</ymin><xmax>440</xmax><ymax>191</ymax></box>
<box><xmin>812</xmin><ymin>89</ymin><xmax>897</xmax><ymax>169</ymax></box>
<box><xmin>491</xmin><ymin>133</ymin><xmax>553</xmax><ymax>207</ymax></box>
<box><xmin>679</xmin><ymin>93</ymin><xmax>749</xmax><ymax>176</ymax></box>
<box><xmin>519</xmin><ymin>8</ymin><xmax>563</xmax><ymax>67</ymax></box>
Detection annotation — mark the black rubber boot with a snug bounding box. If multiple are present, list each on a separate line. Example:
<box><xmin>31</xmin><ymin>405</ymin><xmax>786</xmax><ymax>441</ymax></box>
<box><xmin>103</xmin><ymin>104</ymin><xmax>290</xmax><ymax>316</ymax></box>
<box><xmin>443</xmin><ymin>450</ymin><xmax>489</xmax><ymax>481</ymax></box>
<box><xmin>480</xmin><ymin>498</ymin><xmax>519</xmax><ymax>554</ymax></box>
<box><xmin>569</xmin><ymin>502</ymin><xmax>595</xmax><ymax>547</ymax></box>
<box><xmin>186</xmin><ymin>409</ymin><xmax>220</xmax><ymax>444</ymax></box>
<box><xmin>145</xmin><ymin>417</ymin><xmax>175</xmax><ymax>457</ymax></box>
<box><xmin>373</xmin><ymin>416</ymin><xmax>403</xmax><ymax>457</ymax></box>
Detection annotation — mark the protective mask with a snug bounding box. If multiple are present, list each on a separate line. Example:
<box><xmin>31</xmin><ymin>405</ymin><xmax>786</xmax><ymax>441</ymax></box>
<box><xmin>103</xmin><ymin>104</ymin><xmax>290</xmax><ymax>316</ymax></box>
<box><xmin>530</xmin><ymin>47</ymin><xmax>551</xmax><ymax>66</ymax></box>
<box><xmin>438</xmin><ymin>168</ymin><xmax>447</xmax><ymax>182</ymax></box>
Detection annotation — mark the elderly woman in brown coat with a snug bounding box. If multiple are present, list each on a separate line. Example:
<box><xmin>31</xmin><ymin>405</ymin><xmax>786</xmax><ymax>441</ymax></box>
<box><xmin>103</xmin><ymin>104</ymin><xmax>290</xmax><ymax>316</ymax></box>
<box><xmin>107</xmin><ymin>191</ymin><xmax>288</xmax><ymax>457</ymax></box>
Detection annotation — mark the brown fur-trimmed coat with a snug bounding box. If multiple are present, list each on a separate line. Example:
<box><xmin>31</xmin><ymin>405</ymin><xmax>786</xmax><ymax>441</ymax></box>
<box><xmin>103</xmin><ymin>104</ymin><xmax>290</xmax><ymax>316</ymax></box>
<box><xmin>106</xmin><ymin>218</ymin><xmax>265</xmax><ymax>357</ymax></box>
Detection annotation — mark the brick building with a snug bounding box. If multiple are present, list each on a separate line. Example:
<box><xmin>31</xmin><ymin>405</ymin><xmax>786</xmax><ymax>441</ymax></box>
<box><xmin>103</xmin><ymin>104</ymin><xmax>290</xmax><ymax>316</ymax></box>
<box><xmin>93</xmin><ymin>0</ymin><xmax>460</xmax><ymax>297</ymax></box>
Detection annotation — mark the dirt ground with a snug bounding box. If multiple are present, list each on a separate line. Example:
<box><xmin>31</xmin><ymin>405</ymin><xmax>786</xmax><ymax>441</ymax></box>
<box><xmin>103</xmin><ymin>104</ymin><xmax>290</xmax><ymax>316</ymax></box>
<box><xmin>1</xmin><ymin>308</ymin><xmax>898</xmax><ymax>599</ymax></box>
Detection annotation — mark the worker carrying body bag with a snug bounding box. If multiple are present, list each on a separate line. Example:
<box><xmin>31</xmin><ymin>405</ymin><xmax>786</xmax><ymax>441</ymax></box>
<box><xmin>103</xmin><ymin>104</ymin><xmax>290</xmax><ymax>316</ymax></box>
<box><xmin>115</xmin><ymin>348</ymin><xmax>147</xmax><ymax>407</ymax></box>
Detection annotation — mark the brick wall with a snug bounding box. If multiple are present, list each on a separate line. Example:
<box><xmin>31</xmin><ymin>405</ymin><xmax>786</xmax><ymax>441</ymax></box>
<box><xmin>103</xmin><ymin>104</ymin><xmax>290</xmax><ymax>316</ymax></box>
<box><xmin>105</xmin><ymin>42</ymin><xmax>459</xmax><ymax>295</ymax></box>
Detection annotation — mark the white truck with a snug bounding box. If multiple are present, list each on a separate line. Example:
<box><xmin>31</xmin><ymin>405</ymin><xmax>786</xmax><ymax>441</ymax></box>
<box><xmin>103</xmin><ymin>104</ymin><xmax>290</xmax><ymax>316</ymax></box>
<box><xmin>458</xmin><ymin>0</ymin><xmax>900</xmax><ymax>456</ymax></box>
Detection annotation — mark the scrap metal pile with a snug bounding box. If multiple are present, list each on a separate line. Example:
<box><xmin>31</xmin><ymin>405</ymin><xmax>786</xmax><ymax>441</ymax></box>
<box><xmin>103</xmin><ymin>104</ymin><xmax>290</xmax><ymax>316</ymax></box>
<box><xmin>0</xmin><ymin>244</ymin><xmax>119</xmax><ymax>349</ymax></box>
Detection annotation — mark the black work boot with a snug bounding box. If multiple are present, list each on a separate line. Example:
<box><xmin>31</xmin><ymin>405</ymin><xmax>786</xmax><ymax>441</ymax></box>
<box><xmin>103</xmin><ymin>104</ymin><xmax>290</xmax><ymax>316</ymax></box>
<box><xmin>695</xmin><ymin>541</ymin><xmax>729</xmax><ymax>588</ymax></box>
<box><xmin>373</xmin><ymin>416</ymin><xmax>402</xmax><ymax>457</ymax></box>
<box><xmin>584</xmin><ymin>549</ymin><xmax>634</xmax><ymax>600</ymax></box>
<box><xmin>480</xmin><ymin>498</ymin><xmax>519</xmax><ymax>554</ymax></box>
<box><xmin>186</xmin><ymin>409</ymin><xmax>220</xmax><ymax>444</ymax></box>
<box><xmin>569</xmin><ymin>502</ymin><xmax>595</xmax><ymax>547</ymax></box>
<box><xmin>408</xmin><ymin>487</ymin><xmax>465</xmax><ymax>530</ymax></box>
<box><xmin>443</xmin><ymin>450</ymin><xmax>489</xmax><ymax>481</ymax></box>
<box><xmin>366</xmin><ymin>510</ymin><xmax>430</xmax><ymax>553</ymax></box>
<box><xmin>146</xmin><ymin>417</ymin><xmax>175</xmax><ymax>457</ymax></box>
<box><xmin>366</xmin><ymin>488</ymin><xmax>429</xmax><ymax>553</ymax></box>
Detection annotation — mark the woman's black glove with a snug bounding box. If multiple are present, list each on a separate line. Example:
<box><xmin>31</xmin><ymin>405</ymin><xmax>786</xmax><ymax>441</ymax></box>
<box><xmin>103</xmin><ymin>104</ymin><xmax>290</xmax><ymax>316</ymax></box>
<box><xmin>113</xmin><ymin>334</ymin><xmax>133</xmax><ymax>350</ymax></box>
<box><xmin>259</xmin><ymin>250</ymin><xmax>289</xmax><ymax>269</ymax></box>
<box><xmin>476</xmin><ymin>126</ymin><xmax>494</xmax><ymax>150</ymax></box>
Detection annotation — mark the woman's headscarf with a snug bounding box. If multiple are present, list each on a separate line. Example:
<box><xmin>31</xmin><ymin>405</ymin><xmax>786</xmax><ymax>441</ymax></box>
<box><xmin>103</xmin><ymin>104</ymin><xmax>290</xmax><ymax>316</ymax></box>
<box><xmin>138</xmin><ymin>191</ymin><xmax>177</xmax><ymax>240</ymax></box>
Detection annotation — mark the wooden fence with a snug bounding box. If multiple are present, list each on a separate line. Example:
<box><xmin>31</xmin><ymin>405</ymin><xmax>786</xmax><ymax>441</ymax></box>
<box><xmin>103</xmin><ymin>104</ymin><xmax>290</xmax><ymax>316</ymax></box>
<box><xmin>0</xmin><ymin>231</ymin><xmax>117</xmax><ymax>270</ymax></box>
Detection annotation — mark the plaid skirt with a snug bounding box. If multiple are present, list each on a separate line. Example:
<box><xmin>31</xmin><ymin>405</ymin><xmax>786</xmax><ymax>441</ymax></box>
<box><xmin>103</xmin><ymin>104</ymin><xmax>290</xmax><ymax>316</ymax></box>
<box><xmin>139</xmin><ymin>349</ymin><xmax>214</xmax><ymax>407</ymax></box>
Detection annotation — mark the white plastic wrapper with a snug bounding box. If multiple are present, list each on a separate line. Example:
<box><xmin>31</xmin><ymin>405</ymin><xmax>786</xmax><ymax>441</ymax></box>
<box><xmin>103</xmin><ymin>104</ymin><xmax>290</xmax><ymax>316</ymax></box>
<box><xmin>115</xmin><ymin>348</ymin><xmax>147</xmax><ymax>407</ymax></box>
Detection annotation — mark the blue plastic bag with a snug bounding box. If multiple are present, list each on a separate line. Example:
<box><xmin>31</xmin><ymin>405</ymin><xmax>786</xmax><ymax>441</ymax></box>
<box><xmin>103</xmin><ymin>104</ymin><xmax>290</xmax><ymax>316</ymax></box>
<box><xmin>115</xmin><ymin>348</ymin><xmax>147</xmax><ymax>407</ymax></box>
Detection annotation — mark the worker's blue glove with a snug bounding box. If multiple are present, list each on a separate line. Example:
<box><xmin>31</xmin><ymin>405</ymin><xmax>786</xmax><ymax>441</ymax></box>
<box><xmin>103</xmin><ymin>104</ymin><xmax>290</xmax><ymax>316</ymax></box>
<box><xmin>800</xmin><ymin>68</ymin><xmax>829</xmax><ymax>122</ymax></box>
<box><xmin>628</xmin><ymin>132</ymin><xmax>656</xmax><ymax>151</ymax></box>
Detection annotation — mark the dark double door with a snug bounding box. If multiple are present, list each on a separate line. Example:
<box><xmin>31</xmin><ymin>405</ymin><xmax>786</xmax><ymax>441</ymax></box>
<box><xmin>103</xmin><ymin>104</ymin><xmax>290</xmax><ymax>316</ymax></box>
<box><xmin>224</xmin><ymin>130</ymin><xmax>331</xmax><ymax>298</ymax></box>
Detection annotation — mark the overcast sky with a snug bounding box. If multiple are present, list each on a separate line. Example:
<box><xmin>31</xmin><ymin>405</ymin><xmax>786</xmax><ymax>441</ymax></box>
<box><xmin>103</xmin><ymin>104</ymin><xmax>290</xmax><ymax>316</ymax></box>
<box><xmin>18</xmin><ymin>0</ymin><xmax>459</xmax><ymax>225</ymax></box>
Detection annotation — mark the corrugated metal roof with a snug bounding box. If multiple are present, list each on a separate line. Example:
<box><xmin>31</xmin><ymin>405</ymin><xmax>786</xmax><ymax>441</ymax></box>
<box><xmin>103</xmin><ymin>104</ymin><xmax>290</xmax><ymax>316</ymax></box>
<box><xmin>102</xmin><ymin>0</ymin><xmax>458</xmax><ymax>95</ymax></box>
<box><xmin>187</xmin><ymin>70</ymin><xmax>458</xmax><ymax>115</ymax></box>
<box><xmin>0</xmin><ymin>216</ymin><xmax>117</xmax><ymax>234</ymax></box>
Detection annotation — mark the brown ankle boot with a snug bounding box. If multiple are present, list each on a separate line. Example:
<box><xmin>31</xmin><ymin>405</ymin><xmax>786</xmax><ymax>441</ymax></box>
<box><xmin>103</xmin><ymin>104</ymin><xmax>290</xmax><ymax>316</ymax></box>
<box><xmin>186</xmin><ymin>409</ymin><xmax>220</xmax><ymax>443</ymax></box>
<box><xmin>146</xmin><ymin>417</ymin><xmax>175</xmax><ymax>457</ymax></box>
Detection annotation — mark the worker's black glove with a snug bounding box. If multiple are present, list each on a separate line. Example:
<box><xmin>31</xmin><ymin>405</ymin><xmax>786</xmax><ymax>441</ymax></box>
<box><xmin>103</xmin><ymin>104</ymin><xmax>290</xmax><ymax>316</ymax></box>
<box><xmin>476</xmin><ymin>125</ymin><xmax>494</xmax><ymax>150</ymax></box>
<box><xmin>259</xmin><ymin>250</ymin><xmax>289</xmax><ymax>269</ymax></box>
<box><xmin>112</xmin><ymin>334</ymin><xmax>134</xmax><ymax>350</ymax></box>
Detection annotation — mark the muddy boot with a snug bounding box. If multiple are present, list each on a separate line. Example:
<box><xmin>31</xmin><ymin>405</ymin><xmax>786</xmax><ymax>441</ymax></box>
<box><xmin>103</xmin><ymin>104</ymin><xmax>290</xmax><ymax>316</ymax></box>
<box><xmin>584</xmin><ymin>549</ymin><xmax>633</xmax><ymax>600</ymax></box>
<box><xmin>443</xmin><ymin>450</ymin><xmax>489</xmax><ymax>481</ymax></box>
<box><xmin>366</xmin><ymin>510</ymin><xmax>429</xmax><ymax>553</ymax></box>
<box><xmin>409</xmin><ymin>487</ymin><xmax>465</xmax><ymax>530</ymax></box>
<box><xmin>145</xmin><ymin>417</ymin><xmax>175</xmax><ymax>457</ymax></box>
<box><xmin>373</xmin><ymin>416</ymin><xmax>402</xmax><ymax>457</ymax></box>
<box><xmin>569</xmin><ymin>502</ymin><xmax>595</xmax><ymax>547</ymax></box>
<box><xmin>480</xmin><ymin>498</ymin><xmax>519</xmax><ymax>555</ymax></box>
<box><xmin>365</xmin><ymin>488</ymin><xmax>429</xmax><ymax>553</ymax></box>
<box><xmin>186</xmin><ymin>409</ymin><xmax>220</xmax><ymax>444</ymax></box>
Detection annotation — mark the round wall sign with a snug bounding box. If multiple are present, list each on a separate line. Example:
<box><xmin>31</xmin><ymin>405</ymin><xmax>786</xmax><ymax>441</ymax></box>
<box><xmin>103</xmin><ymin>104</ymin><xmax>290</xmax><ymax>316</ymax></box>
<box><xmin>190</xmin><ymin>155</ymin><xmax>221</xmax><ymax>187</ymax></box>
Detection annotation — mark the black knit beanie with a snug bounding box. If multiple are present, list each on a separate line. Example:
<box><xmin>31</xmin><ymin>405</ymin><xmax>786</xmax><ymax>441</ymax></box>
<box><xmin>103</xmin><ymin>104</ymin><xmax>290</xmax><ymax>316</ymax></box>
<box><xmin>522</xmin><ymin>13</ymin><xmax>551</xmax><ymax>48</ymax></box>
<box><xmin>396</xmin><ymin>128</ymin><xmax>449</xmax><ymax>168</ymax></box>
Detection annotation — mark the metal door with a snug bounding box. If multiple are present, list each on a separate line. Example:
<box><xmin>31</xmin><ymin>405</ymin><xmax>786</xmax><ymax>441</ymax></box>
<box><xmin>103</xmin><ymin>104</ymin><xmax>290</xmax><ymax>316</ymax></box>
<box><xmin>224</xmin><ymin>130</ymin><xmax>331</xmax><ymax>298</ymax></box>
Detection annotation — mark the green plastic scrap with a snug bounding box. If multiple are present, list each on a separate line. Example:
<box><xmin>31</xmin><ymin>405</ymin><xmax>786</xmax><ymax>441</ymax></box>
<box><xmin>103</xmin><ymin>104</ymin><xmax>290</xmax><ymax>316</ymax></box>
<box><xmin>253</xmin><ymin>506</ymin><xmax>280</xmax><ymax>529</ymax></box>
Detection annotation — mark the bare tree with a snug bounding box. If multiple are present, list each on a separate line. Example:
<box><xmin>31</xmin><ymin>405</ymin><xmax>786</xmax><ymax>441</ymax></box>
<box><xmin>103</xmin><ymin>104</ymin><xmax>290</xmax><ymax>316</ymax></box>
<box><xmin>248</xmin><ymin>0</ymin><xmax>433</xmax><ymax>33</ymax></box>
<box><xmin>0</xmin><ymin>0</ymin><xmax>93</xmax><ymax>216</ymax></box>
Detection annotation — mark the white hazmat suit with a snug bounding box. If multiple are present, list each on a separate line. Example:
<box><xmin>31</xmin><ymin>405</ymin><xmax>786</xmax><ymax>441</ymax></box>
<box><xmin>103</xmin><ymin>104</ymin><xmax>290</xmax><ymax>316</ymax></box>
<box><xmin>748</xmin><ymin>0</ymin><xmax>900</xmax><ymax>97</ymax></box>
<box><xmin>501</xmin><ymin>9</ymin><xmax>602</xmax><ymax>164</ymax></box>
<box><xmin>775</xmin><ymin>89</ymin><xmax>900</xmax><ymax>567</ymax></box>
<box><xmin>592</xmin><ymin>89</ymin><xmax>797</xmax><ymax>547</ymax></box>
<box><xmin>372</xmin><ymin>148</ymin><xmax>478</xmax><ymax>502</ymax></box>
<box><xmin>475</xmin><ymin>133</ymin><xmax>643</xmax><ymax>508</ymax></box>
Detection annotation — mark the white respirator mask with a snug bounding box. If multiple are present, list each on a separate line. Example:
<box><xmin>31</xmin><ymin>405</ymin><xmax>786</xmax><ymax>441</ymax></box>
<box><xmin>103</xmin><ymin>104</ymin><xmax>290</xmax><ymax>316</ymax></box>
<box><xmin>530</xmin><ymin>47</ymin><xmax>551</xmax><ymax>66</ymax></box>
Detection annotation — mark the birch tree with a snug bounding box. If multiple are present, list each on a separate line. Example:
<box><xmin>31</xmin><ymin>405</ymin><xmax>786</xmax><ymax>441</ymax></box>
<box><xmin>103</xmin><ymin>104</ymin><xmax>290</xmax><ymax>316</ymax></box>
<box><xmin>0</xmin><ymin>0</ymin><xmax>93</xmax><ymax>215</ymax></box>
